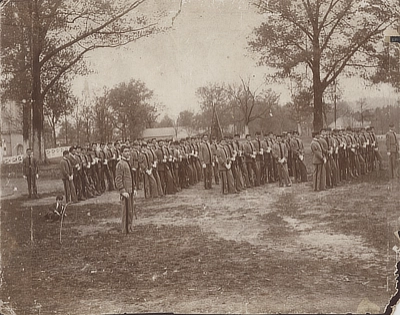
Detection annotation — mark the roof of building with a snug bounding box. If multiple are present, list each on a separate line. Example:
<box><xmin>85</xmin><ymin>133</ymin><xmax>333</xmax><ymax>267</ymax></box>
<box><xmin>141</xmin><ymin>127</ymin><xmax>189</xmax><ymax>140</ymax></box>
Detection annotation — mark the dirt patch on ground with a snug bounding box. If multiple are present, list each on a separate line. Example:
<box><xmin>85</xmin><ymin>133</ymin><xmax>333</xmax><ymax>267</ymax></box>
<box><xmin>0</xmin><ymin>172</ymin><xmax>397</xmax><ymax>314</ymax></box>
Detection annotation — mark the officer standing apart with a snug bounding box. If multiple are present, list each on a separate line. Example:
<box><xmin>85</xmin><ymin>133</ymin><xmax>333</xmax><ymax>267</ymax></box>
<box><xmin>22</xmin><ymin>148</ymin><xmax>39</xmax><ymax>198</ymax></box>
<box><xmin>115</xmin><ymin>145</ymin><xmax>137</xmax><ymax>234</ymax></box>
<box><xmin>386</xmin><ymin>122</ymin><xmax>399</xmax><ymax>179</ymax></box>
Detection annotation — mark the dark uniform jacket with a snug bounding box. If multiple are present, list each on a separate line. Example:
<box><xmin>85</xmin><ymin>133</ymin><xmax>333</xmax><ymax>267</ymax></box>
<box><xmin>199</xmin><ymin>142</ymin><xmax>213</xmax><ymax>165</ymax></box>
<box><xmin>115</xmin><ymin>158</ymin><xmax>134</xmax><ymax>194</ymax></box>
<box><xmin>272</xmin><ymin>141</ymin><xmax>288</xmax><ymax>161</ymax></box>
<box><xmin>243</xmin><ymin>141</ymin><xmax>256</xmax><ymax>163</ymax></box>
<box><xmin>311</xmin><ymin>139</ymin><xmax>324</xmax><ymax>164</ymax></box>
<box><xmin>217</xmin><ymin>145</ymin><xmax>230</xmax><ymax>171</ymax></box>
<box><xmin>60</xmin><ymin>158</ymin><xmax>73</xmax><ymax>180</ymax></box>
<box><xmin>386</xmin><ymin>130</ymin><xmax>399</xmax><ymax>153</ymax></box>
<box><xmin>23</xmin><ymin>155</ymin><xmax>39</xmax><ymax>176</ymax></box>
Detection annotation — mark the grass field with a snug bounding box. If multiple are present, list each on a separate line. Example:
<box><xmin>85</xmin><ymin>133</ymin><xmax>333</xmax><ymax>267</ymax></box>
<box><xmin>1</xmin><ymin>138</ymin><xmax>399</xmax><ymax>314</ymax></box>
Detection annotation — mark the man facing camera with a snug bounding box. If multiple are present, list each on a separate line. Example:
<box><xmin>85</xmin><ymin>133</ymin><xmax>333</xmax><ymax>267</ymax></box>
<box><xmin>115</xmin><ymin>145</ymin><xmax>137</xmax><ymax>234</ymax></box>
<box><xmin>22</xmin><ymin>148</ymin><xmax>39</xmax><ymax>199</ymax></box>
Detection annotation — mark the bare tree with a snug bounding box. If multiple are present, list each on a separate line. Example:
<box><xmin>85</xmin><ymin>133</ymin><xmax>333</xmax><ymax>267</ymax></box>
<box><xmin>357</xmin><ymin>97</ymin><xmax>368</xmax><ymax>127</ymax></box>
<box><xmin>227</xmin><ymin>77</ymin><xmax>279</xmax><ymax>134</ymax></box>
<box><xmin>196</xmin><ymin>83</ymin><xmax>232</xmax><ymax>134</ymax></box>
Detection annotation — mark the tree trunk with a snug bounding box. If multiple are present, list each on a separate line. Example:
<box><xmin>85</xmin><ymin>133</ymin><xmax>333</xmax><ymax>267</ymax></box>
<box><xmin>65</xmin><ymin>112</ymin><xmax>68</xmax><ymax>145</ymax></box>
<box><xmin>86</xmin><ymin>120</ymin><xmax>90</xmax><ymax>144</ymax></box>
<box><xmin>313</xmin><ymin>86</ymin><xmax>323</xmax><ymax>132</ymax></box>
<box><xmin>244</xmin><ymin>124</ymin><xmax>249</xmax><ymax>136</ymax></box>
<box><xmin>312</xmin><ymin>35</ymin><xmax>324</xmax><ymax>133</ymax></box>
<box><xmin>297</xmin><ymin>122</ymin><xmax>302</xmax><ymax>135</ymax></box>
<box><xmin>31</xmin><ymin>1</ymin><xmax>45</xmax><ymax>161</ymax></box>
<box><xmin>76</xmin><ymin>116</ymin><xmax>80</xmax><ymax>144</ymax></box>
<box><xmin>52</xmin><ymin>123</ymin><xmax>56</xmax><ymax>147</ymax></box>
<box><xmin>312</xmin><ymin>59</ymin><xmax>324</xmax><ymax>133</ymax></box>
<box><xmin>31</xmin><ymin>58</ymin><xmax>44</xmax><ymax>161</ymax></box>
<box><xmin>23</xmin><ymin>100</ymin><xmax>31</xmax><ymax>149</ymax></box>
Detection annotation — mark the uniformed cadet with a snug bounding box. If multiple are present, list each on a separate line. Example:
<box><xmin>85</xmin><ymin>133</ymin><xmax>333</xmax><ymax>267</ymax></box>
<box><xmin>337</xmin><ymin>129</ymin><xmax>348</xmax><ymax>181</ymax></box>
<box><xmin>75</xmin><ymin>146</ymin><xmax>89</xmax><ymax>199</ymax></box>
<box><xmin>68</xmin><ymin>146</ymin><xmax>85</xmax><ymax>201</ymax></box>
<box><xmin>243</xmin><ymin>134</ymin><xmax>259</xmax><ymax>187</ymax></box>
<box><xmin>292</xmin><ymin>131</ymin><xmax>307</xmax><ymax>183</ymax></box>
<box><xmin>60</xmin><ymin>150</ymin><xmax>78</xmax><ymax>203</ymax></box>
<box><xmin>80</xmin><ymin>146</ymin><xmax>98</xmax><ymax>198</ymax></box>
<box><xmin>283</xmin><ymin>132</ymin><xmax>293</xmax><ymax>178</ymax></box>
<box><xmin>311</xmin><ymin>131</ymin><xmax>325</xmax><ymax>191</ymax></box>
<box><xmin>22</xmin><ymin>148</ymin><xmax>39</xmax><ymax>199</ymax></box>
<box><xmin>233</xmin><ymin>134</ymin><xmax>247</xmax><ymax>188</ymax></box>
<box><xmin>130</xmin><ymin>141</ymin><xmax>141</xmax><ymax>190</ymax></box>
<box><xmin>217</xmin><ymin>138</ymin><xmax>237</xmax><ymax>194</ymax></box>
<box><xmin>322</xmin><ymin>128</ymin><xmax>336</xmax><ymax>187</ymax></box>
<box><xmin>102</xmin><ymin>143</ymin><xmax>115</xmax><ymax>191</ymax></box>
<box><xmin>199</xmin><ymin>134</ymin><xmax>213</xmax><ymax>189</ymax></box>
<box><xmin>94</xmin><ymin>143</ymin><xmax>105</xmax><ymax>192</ymax></box>
<box><xmin>356</xmin><ymin>129</ymin><xmax>365</xmax><ymax>175</ymax></box>
<box><xmin>270</xmin><ymin>132</ymin><xmax>279</xmax><ymax>182</ymax></box>
<box><xmin>178</xmin><ymin>139</ymin><xmax>190</xmax><ymax>188</ymax></box>
<box><xmin>171</xmin><ymin>141</ymin><xmax>182</xmax><ymax>191</ymax></box>
<box><xmin>115</xmin><ymin>145</ymin><xmax>137</xmax><ymax>234</ymax></box>
<box><xmin>231</xmin><ymin>135</ymin><xmax>245</xmax><ymax>191</ymax></box>
<box><xmin>264</xmin><ymin>133</ymin><xmax>275</xmax><ymax>183</ymax></box>
<box><xmin>192</xmin><ymin>137</ymin><xmax>203</xmax><ymax>183</ymax></box>
<box><xmin>108</xmin><ymin>141</ymin><xmax>118</xmax><ymax>180</ymax></box>
<box><xmin>272</xmin><ymin>134</ymin><xmax>291</xmax><ymax>187</ymax></box>
<box><xmin>158</xmin><ymin>140</ymin><xmax>177</xmax><ymax>195</ymax></box>
<box><xmin>210</xmin><ymin>136</ymin><xmax>220</xmax><ymax>185</ymax></box>
<box><xmin>149</xmin><ymin>140</ymin><xmax>164</xmax><ymax>197</ymax></box>
<box><xmin>88</xmin><ymin>144</ymin><xmax>102</xmax><ymax>194</ymax></box>
<box><xmin>366</xmin><ymin>127</ymin><xmax>375</xmax><ymax>170</ymax></box>
<box><xmin>166</xmin><ymin>140</ymin><xmax>180</xmax><ymax>193</ymax></box>
<box><xmin>330</xmin><ymin>130</ymin><xmax>340</xmax><ymax>185</ymax></box>
<box><xmin>317</xmin><ymin>131</ymin><xmax>328</xmax><ymax>189</ymax></box>
<box><xmin>252</xmin><ymin>131</ymin><xmax>264</xmax><ymax>186</ymax></box>
<box><xmin>345</xmin><ymin>128</ymin><xmax>359</xmax><ymax>178</ymax></box>
<box><xmin>89</xmin><ymin>143</ymin><xmax>99</xmax><ymax>192</ymax></box>
<box><xmin>139</xmin><ymin>141</ymin><xmax>158</xmax><ymax>199</ymax></box>
<box><xmin>288</xmin><ymin>131</ymin><xmax>299</xmax><ymax>182</ymax></box>
<box><xmin>183</xmin><ymin>138</ymin><xmax>194</xmax><ymax>186</ymax></box>
<box><xmin>386</xmin><ymin>122</ymin><xmax>399</xmax><ymax>179</ymax></box>
<box><xmin>187</xmin><ymin>138</ymin><xmax>197</xmax><ymax>184</ymax></box>
<box><xmin>368</xmin><ymin>126</ymin><xmax>383</xmax><ymax>171</ymax></box>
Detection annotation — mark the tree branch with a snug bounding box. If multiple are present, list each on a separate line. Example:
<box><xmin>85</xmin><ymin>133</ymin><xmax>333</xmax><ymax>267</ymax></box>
<box><xmin>39</xmin><ymin>0</ymin><xmax>147</xmax><ymax>67</ymax></box>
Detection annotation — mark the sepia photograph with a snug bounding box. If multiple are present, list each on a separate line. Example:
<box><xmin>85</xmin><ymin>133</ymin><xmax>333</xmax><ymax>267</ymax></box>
<box><xmin>1</xmin><ymin>0</ymin><xmax>400</xmax><ymax>314</ymax></box>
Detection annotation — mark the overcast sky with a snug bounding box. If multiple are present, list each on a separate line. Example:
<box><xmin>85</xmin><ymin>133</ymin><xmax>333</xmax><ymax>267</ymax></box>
<box><xmin>72</xmin><ymin>0</ymin><xmax>397</xmax><ymax>119</ymax></box>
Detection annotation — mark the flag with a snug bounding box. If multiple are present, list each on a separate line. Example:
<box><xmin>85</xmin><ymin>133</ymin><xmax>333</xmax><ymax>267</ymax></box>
<box><xmin>210</xmin><ymin>103</ymin><xmax>223</xmax><ymax>142</ymax></box>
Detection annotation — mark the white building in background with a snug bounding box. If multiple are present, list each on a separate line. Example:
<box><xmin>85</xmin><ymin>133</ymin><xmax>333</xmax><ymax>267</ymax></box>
<box><xmin>0</xmin><ymin>100</ymin><xmax>24</xmax><ymax>158</ymax></box>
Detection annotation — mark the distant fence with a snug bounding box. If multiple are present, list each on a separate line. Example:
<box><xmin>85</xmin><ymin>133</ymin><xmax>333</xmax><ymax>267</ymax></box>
<box><xmin>1</xmin><ymin>146</ymin><xmax>69</xmax><ymax>165</ymax></box>
<box><xmin>1</xmin><ymin>154</ymin><xmax>23</xmax><ymax>165</ymax></box>
<box><xmin>45</xmin><ymin>146</ymin><xmax>70</xmax><ymax>160</ymax></box>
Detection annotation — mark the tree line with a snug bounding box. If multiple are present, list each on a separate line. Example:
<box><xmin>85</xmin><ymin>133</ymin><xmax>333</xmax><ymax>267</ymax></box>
<box><xmin>1</xmin><ymin>0</ymin><xmax>400</xmax><ymax>161</ymax></box>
